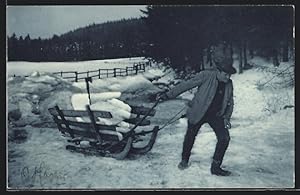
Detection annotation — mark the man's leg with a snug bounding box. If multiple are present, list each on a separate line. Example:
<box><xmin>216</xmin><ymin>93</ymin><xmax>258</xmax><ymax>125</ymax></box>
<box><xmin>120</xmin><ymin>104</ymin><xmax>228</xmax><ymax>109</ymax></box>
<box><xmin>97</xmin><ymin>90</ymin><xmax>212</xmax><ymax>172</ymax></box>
<box><xmin>208</xmin><ymin>117</ymin><xmax>231</xmax><ymax>176</ymax></box>
<box><xmin>178</xmin><ymin>120</ymin><xmax>203</xmax><ymax>170</ymax></box>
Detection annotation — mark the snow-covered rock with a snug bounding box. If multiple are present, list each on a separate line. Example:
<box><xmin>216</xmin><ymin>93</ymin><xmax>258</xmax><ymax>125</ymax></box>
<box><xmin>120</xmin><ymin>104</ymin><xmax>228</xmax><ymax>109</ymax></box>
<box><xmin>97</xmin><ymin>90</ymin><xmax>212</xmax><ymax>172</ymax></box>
<box><xmin>7</xmin><ymin>73</ymin><xmax>82</xmax><ymax>128</ymax></box>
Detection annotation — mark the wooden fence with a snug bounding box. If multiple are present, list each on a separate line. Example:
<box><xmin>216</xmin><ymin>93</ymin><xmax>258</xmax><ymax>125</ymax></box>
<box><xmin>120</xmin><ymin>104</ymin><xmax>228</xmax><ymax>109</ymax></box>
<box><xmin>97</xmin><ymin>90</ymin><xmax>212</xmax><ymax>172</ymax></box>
<box><xmin>52</xmin><ymin>61</ymin><xmax>151</xmax><ymax>82</ymax></box>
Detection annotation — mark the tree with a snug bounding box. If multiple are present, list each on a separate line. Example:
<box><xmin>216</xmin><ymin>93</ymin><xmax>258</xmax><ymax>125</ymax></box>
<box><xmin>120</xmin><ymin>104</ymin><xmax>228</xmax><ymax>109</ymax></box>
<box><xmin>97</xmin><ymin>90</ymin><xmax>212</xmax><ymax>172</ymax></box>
<box><xmin>142</xmin><ymin>5</ymin><xmax>215</xmax><ymax>72</ymax></box>
<box><xmin>8</xmin><ymin>33</ymin><xmax>18</xmax><ymax>60</ymax></box>
<box><xmin>243</xmin><ymin>6</ymin><xmax>293</xmax><ymax>66</ymax></box>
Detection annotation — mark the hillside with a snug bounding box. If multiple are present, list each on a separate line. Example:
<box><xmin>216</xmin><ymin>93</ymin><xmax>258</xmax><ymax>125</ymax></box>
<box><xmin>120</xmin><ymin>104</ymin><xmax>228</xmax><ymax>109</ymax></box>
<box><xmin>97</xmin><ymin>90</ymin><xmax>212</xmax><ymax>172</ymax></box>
<box><xmin>8</xmin><ymin>18</ymin><xmax>148</xmax><ymax>62</ymax></box>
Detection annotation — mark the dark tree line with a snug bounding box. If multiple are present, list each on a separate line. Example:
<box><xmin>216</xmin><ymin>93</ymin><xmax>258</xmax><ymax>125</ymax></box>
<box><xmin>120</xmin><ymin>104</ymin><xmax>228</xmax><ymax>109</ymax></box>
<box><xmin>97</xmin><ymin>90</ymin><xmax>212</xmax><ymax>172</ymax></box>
<box><xmin>7</xmin><ymin>18</ymin><xmax>148</xmax><ymax>62</ymax></box>
<box><xmin>142</xmin><ymin>5</ymin><xmax>294</xmax><ymax>73</ymax></box>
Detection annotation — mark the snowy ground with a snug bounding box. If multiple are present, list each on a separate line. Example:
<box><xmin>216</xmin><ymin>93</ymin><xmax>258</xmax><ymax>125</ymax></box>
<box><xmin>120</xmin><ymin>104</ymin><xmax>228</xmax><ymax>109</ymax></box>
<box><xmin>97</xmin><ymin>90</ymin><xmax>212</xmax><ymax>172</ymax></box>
<box><xmin>7</xmin><ymin>57</ymin><xmax>295</xmax><ymax>190</ymax></box>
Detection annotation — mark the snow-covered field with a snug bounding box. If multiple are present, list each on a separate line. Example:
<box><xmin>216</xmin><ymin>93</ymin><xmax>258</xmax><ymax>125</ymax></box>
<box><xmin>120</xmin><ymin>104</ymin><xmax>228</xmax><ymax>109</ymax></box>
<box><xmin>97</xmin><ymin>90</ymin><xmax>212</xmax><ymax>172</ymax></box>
<box><xmin>7</xmin><ymin>57</ymin><xmax>148</xmax><ymax>76</ymax></box>
<box><xmin>7</xmin><ymin>57</ymin><xmax>295</xmax><ymax>190</ymax></box>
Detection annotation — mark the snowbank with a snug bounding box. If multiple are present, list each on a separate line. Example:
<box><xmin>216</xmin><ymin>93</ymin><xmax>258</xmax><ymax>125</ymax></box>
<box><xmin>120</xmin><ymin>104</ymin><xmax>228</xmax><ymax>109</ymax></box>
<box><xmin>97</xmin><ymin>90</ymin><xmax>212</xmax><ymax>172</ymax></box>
<box><xmin>7</xmin><ymin>72</ymin><xmax>82</xmax><ymax>128</ymax></box>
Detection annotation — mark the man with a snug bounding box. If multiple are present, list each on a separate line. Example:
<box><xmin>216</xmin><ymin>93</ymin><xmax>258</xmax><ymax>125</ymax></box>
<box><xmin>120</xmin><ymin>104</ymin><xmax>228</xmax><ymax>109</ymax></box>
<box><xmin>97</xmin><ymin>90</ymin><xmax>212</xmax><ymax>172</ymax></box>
<box><xmin>158</xmin><ymin>58</ymin><xmax>236</xmax><ymax>176</ymax></box>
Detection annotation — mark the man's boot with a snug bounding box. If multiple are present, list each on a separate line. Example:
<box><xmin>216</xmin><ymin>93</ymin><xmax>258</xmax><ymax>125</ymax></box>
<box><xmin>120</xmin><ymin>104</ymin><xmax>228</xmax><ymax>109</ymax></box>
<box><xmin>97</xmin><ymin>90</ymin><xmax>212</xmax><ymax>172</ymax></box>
<box><xmin>210</xmin><ymin>159</ymin><xmax>231</xmax><ymax>176</ymax></box>
<box><xmin>178</xmin><ymin>159</ymin><xmax>189</xmax><ymax>170</ymax></box>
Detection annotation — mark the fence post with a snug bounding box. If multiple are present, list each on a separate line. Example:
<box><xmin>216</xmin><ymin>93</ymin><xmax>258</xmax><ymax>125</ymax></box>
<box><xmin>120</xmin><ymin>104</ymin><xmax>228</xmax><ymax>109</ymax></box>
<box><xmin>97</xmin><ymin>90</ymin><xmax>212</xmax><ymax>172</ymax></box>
<box><xmin>135</xmin><ymin>64</ymin><xmax>138</xmax><ymax>74</ymax></box>
<box><xmin>143</xmin><ymin>63</ymin><xmax>145</xmax><ymax>71</ymax></box>
<box><xmin>85</xmin><ymin>77</ymin><xmax>92</xmax><ymax>105</ymax></box>
<box><xmin>99</xmin><ymin>69</ymin><xmax>101</xmax><ymax>79</ymax></box>
<box><xmin>114</xmin><ymin>68</ymin><xmax>117</xmax><ymax>77</ymax></box>
<box><xmin>61</xmin><ymin>71</ymin><xmax>63</xmax><ymax>77</ymax></box>
<box><xmin>75</xmin><ymin>71</ymin><xmax>78</xmax><ymax>82</ymax></box>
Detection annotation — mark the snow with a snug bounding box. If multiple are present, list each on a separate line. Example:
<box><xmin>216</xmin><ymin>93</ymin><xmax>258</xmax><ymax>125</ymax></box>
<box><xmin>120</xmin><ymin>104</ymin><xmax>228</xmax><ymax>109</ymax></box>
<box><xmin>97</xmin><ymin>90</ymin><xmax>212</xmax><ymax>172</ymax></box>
<box><xmin>7</xmin><ymin>57</ymin><xmax>148</xmax><ymax>76</ymax></box>
<box><xmin>72</xmin><ymin>74</ymin><xmax>157</xmax><ymax>94</ymax></box>
<box><xmin>71</xmin><ymin>95</ymin><xmax>133</xmax><ymax>119</ymax></box>
<box><xmin>231</xmin><ymin>68</ymin><xmax>267</xmax><ymax>119</ymax></box>
<box><xmin>90</xmin><ymin>101</ymin><xmax>131</xmax><ymax>120</ymax></box>
<box><xmin>107</xmin><ymin>98</ymin><xmax>132</xmax><ymax>112</ymax></box>
<box><xmin>71</xmin><ymin>93</ymin><xmax>132</xmax><ymax>127</ymax></box>
<box><xmin>7</xmin><ymin>57</ymin><xmax>295</xmax><ymax>189</ymax></box>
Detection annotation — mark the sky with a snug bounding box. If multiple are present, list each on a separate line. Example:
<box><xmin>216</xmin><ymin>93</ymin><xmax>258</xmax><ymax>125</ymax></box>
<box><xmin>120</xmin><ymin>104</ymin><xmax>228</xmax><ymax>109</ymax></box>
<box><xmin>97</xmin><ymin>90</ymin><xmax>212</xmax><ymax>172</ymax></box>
<box><xmin>6</xmin><ymin>5</ymin><xmax>147</xmax><ymax>39</ymax></box>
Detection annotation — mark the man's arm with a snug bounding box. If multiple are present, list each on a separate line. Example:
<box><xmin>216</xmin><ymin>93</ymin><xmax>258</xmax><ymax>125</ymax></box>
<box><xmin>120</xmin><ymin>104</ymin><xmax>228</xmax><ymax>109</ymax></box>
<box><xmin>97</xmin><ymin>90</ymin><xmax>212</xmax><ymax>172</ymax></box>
<box><xmin>166</xmin><ymin>71</ymin><xmax>207</xmax><ymax>99</ymax></box>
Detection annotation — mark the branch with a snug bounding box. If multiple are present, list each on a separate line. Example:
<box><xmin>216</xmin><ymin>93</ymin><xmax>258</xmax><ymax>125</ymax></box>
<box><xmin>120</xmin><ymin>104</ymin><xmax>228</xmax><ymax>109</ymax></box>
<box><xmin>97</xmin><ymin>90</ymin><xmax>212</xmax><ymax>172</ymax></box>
<box><xmin>258</xmin><ymin>65</ymin><xmax>294</xmax><ymax>87</ymax></box>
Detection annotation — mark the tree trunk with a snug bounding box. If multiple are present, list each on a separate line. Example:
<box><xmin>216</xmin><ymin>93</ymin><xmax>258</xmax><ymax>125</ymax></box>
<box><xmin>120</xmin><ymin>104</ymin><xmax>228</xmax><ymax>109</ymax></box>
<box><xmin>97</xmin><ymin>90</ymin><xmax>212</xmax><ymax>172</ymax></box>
<box><xmin>282</xmin><ymin>40</ymin><xmax>289</xmax><ymax>62</ymax></box>
<box><xmin>272</xmin><ymin>48</ymin><xmax>280</xmax><ymax>67</ymax></box>
<box><xmin>238</xmin><ymin>42</ymin><xmax>243</xmax><ymax>74</ymax></box>
<box><xmin>249</xmin><ymin>48</ymin><xmax>254</xmax><ymax>59</ymax></box>
<box><xmin>229</xmin><ymin>43</ymin><xmax>234</xmax><ymax>62</ymax></box>
<box><xmin>243</xmin><ymin>41</ymin><xmax>248</xmax><ymax>67</ymax></box>
<box><xmin>200</xmin><ymin>51</ymin><xmax>204</xmax><ymax>71</ymax></box>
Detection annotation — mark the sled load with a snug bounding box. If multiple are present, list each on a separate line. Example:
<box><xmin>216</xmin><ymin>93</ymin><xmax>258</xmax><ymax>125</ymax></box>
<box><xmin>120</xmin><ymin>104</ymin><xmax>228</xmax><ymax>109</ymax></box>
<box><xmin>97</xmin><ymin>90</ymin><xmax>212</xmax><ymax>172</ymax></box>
<box><xmin>48</xmin><ymin>103</ymin><xmax>159</xmax><ymax>160</ymax></box>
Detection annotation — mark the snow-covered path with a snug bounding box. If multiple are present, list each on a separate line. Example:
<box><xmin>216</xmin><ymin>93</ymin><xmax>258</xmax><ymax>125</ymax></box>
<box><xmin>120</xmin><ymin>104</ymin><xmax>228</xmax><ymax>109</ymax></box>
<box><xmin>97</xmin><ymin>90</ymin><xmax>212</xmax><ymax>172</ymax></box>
<box><xmin>8</xmin><ymin>100</ymin><xmax>294</xmax><ymax>189</ymax></box>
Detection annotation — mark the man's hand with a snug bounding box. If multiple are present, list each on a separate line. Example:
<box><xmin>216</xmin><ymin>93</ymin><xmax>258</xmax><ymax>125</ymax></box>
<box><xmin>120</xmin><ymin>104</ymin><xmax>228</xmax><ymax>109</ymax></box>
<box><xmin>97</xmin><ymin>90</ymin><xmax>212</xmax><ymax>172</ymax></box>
<box><xmin>224</xmin><ymin>118</ymin><xmax>231</xmax><ymax>129</ymax></box>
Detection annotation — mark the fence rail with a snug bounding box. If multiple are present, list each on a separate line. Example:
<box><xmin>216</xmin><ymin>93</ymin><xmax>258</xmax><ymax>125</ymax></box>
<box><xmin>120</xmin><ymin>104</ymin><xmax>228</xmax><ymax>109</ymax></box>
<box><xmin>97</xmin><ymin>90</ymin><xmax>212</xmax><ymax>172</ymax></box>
<box><xmin>51</xmin><ymin>61</ymin><xmax>151</xmax><ymax>82</ymax></box>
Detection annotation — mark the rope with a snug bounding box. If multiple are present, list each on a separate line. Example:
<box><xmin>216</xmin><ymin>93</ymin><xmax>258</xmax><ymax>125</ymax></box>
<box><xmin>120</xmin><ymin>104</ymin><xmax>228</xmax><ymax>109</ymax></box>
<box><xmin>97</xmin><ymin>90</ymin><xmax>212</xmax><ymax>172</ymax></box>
<box><xmin>105</xmin><ymin>99</ymin><xmax>186</xmax><ymax>150</ymax></box>
<box><xmin>103</xmin><ymin>99</ymin><xmax>160</xmax><ymax>151</ymax></box>
<box><xmin>135</xmin><ymin>105</ymin><xmax>186</xmax><ymax>136</ymax></box>
<box><xmin>158</xmin><ymin>106</ymin><xmax>186</xmax><ymax>130</ymax></box>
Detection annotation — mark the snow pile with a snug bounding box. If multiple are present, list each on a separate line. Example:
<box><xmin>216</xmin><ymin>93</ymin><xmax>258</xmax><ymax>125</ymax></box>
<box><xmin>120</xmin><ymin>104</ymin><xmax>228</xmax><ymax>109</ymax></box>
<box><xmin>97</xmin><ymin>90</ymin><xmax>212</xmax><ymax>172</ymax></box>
<box><xmin>72</xmin><ymin>74</ymin><xmax>164</xmax><ymax>104</ymax></box>
<box><xmin>7</xmin><ymin>72</ymin><xmax>82</xmax><ymax>128</ymax></box>
<box><xmin>73</xmin><ymin>74</ymin><xmax>159</xmax><ymax>94</ymax></box>
<box><xmin>7</xmin><ymin>60</ymin><xmax>165</xmax><ymax>131</ymax></box>
<box><xmin>71</xmin><ymin>92</ymin><xmax>122</xmax><ymax>109</ymax></box>
<box><xmin>71</xmin><ymin>93</ymin><xmax>133</xmax><ymax>133</ymax></box>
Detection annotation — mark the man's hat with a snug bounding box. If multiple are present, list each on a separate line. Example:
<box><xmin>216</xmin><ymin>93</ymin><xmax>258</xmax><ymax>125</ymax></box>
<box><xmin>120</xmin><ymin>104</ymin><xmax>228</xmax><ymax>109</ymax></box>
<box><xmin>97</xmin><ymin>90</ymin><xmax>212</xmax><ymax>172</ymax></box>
<box><xmin>215</xmin><ymin>58</ymin><xmax>237</xmax><ymax>74</ymax></box>
<box><xmin>211</xmin><ymin>42</ymin><xmax>237</xmax><ymax>74</ymax></box>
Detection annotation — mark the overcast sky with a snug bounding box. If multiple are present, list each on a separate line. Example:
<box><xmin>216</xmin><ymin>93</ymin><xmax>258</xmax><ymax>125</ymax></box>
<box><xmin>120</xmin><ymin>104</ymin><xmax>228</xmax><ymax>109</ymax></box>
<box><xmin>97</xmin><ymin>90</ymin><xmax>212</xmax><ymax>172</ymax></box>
<box><xmin>7</xmin><ymin>5</ymin><xmax>147</xmax><ymax>39</ymax></box>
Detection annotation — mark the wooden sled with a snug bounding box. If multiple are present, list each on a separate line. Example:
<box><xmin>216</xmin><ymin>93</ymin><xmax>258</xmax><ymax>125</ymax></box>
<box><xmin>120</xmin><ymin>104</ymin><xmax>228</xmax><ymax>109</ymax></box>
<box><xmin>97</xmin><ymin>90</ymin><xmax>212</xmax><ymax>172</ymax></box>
<box><xmin>48</xmin><ymin>104</ymin><xmax>159</xmax><ymax>160</ymax></box>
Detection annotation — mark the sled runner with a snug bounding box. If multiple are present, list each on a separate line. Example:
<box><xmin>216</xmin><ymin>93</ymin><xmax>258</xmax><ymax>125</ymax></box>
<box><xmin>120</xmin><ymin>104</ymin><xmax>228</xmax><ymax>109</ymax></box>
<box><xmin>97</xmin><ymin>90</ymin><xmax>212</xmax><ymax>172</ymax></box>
<box><xmin>48</xmin><ymin>104</ymin><xmax>159</xmax><ymax>160</ymax></box>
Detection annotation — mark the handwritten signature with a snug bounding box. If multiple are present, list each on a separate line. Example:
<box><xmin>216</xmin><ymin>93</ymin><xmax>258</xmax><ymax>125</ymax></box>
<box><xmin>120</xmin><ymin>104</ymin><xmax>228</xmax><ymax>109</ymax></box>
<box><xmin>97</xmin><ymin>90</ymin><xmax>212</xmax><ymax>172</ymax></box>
<box><xmin>20</xmin><ymin>161</ymin><xmax>69</xmax><ymax>187</ymax></box>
